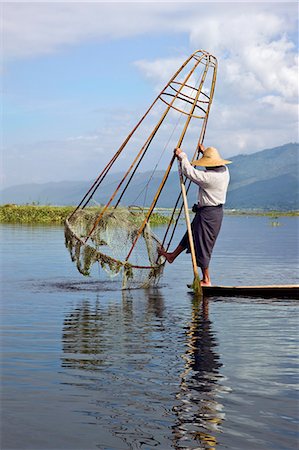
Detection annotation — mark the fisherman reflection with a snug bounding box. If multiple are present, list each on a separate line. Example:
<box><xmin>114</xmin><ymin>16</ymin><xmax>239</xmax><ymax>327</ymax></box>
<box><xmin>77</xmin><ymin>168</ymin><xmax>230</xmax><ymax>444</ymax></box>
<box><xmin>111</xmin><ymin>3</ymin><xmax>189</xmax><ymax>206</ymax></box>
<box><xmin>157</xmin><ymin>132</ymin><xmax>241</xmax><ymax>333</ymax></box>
<box><xmin>173</xmin><ymin>298</ymin><xmax>226</xmax><ymax>450</ymax></box>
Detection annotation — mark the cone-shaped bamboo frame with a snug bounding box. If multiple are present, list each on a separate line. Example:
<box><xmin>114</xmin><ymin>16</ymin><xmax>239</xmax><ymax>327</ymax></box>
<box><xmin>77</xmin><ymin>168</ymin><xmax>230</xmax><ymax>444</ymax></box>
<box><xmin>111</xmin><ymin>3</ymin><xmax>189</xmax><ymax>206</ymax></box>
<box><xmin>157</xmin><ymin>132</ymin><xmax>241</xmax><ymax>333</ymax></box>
<box><xmin>67</xmin><ymin>49</ymin><xmax>218</xmax><ymax>274</ymax></box>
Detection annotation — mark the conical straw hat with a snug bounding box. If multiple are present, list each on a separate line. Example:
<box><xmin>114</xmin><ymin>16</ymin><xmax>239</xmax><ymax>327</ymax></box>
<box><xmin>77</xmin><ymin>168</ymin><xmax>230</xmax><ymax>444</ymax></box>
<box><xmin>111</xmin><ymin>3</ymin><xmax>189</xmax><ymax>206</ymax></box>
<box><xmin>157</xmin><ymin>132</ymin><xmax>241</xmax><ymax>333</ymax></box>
<box><xmin>191</xmin><ymin>147</ymin><xmax>232</xmax><ymax>167</ymax></box>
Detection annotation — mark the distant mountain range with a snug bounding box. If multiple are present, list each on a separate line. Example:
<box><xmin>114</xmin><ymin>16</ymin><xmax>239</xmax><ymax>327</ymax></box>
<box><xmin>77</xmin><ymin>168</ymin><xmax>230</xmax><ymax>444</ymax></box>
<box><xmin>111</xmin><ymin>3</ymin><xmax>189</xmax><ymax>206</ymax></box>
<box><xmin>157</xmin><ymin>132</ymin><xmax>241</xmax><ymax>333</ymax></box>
<box><xmin>1</xmin><ymin>143</ymin><xmax>298</xmax><ymax>210</ymax></box>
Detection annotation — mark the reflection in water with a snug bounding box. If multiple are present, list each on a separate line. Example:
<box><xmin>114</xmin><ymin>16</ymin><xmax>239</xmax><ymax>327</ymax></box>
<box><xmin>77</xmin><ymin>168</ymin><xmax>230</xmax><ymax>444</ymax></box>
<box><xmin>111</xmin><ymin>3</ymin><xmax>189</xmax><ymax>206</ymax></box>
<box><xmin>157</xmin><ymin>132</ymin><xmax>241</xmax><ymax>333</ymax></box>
<box><xmin>61</xmin><ymin>290</ymin><xmax>169</xmax><ymax>448</ymax></box>
<box><xmin>61</xmin><ymin>292</ymin><xmax>229</xmax><ymax>449</ymax></box>
<box><xmin>2</xmin><ymin>222</ymin><xmax>298</xmax><ymax>450</ymax></box>
<box><xmin>62</xmin><ymin>298</ymin><xmax>105</xmax><ymax>370</ymax></box>
<box><xmin>173</xmin><ymin>298</ymin><xmax>227</xmax><ymax>449</ymax></box>
<box><xmin>61</xmin><ymin>291</ymin><xmax>166</xmax><ymax>372</ymax></box>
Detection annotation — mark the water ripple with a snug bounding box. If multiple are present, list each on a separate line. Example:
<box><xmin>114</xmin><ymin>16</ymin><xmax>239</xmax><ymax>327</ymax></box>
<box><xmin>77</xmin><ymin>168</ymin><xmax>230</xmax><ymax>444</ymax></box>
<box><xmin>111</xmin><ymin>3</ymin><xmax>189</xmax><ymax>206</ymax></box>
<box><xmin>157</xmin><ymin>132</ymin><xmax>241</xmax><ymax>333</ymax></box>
<box><xmin>2</xmin><ymin>221</ymin><xmax>298</xmax><ymax>450</ymax></box>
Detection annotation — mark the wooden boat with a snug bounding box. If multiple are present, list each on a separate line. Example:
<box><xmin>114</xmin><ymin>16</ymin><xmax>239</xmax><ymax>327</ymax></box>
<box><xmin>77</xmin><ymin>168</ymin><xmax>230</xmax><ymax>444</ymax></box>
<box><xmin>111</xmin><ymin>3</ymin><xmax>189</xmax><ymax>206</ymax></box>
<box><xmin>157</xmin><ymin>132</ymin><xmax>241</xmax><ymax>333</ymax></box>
<box><xmin>199</xmin><ymin>284</ymin><xmax>299</xmax><ymax>299</ymax></box>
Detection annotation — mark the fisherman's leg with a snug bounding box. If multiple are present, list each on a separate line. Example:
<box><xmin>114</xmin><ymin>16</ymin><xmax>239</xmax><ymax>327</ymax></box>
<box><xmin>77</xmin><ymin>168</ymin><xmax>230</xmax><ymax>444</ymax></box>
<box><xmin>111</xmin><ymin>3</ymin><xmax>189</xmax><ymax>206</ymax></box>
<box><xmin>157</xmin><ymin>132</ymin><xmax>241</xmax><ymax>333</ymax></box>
<box><xmin>158</xmin><ymin>244</ymin><xmax>185</xmax><ymax>264</ymax></box>
<box><xmin>200</xmin><ymin>267</ymin><xmax>211</xmax><ymax>286</ymax></box>
<box><xmin>158</xmin><ymin>224</ymin><xmax>190</xmax><ymax>263</ymax></box>
<box><xmin>158</xmin><ymin>213</ymin><xmax>199</xmax><ymax>264</ymax></box>
<box><xmin>196</xmin><ymin>207</ymin><xmax>223</xmax><ymax>287</ymax></box>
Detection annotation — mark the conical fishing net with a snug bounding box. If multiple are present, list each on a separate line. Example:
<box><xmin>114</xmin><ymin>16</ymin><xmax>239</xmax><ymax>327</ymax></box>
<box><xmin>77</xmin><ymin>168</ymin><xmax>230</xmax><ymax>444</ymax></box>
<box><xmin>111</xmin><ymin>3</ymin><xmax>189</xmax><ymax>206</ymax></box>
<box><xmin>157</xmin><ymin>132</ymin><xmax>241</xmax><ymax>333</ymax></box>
<box><xmin>65</xmin><ymin>208</ymin><xmax>165</xmax><ymax>289</ymax></box>
<box><xmin>64</xmin><ymin>50</ymin><xmax>218</xmax><ymax>289</ymax></box>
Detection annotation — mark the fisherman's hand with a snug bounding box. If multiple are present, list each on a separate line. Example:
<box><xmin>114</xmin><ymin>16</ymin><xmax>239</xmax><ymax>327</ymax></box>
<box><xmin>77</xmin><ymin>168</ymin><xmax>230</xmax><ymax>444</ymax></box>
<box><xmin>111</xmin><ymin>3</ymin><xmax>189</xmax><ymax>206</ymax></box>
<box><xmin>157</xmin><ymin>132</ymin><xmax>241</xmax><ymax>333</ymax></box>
<box><xmin>198</xmin><ymin>143</ymin><xmax>205</xmax><ymax>154</ymax></box>
<box><xmin>174</xmin><ymin>147</ymin><xmax>183</xmax><ymax>158</ymax></box>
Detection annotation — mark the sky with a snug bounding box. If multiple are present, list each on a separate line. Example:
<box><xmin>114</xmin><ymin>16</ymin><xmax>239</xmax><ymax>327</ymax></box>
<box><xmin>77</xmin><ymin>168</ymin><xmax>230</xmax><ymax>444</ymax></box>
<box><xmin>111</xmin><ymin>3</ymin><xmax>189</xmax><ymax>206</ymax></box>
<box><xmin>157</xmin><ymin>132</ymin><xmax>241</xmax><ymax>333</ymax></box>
<box><xmin>2</xmin><ymin>1</ymin><xmax>298</xmax><ymax>187</ymax></box>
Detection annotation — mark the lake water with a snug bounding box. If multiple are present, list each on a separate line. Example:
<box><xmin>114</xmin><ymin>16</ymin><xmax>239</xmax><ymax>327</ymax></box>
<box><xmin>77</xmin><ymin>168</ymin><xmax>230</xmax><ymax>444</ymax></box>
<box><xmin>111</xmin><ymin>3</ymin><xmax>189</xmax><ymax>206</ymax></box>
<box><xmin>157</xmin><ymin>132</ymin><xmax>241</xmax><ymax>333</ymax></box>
<box><xmin>1</xmin><ymin>216</ymin><xmax>298</xmax><ymax>450</ymax></box>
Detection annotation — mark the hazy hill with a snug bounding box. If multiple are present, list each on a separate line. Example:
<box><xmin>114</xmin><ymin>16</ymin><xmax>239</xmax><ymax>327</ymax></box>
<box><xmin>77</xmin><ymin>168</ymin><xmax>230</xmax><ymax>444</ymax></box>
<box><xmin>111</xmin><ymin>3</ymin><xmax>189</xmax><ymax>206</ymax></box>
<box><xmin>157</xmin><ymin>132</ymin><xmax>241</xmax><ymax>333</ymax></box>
<box><xmin>226</xmin><ymin>143</ymin><xmax>299</xmax><ymax>210</ymax></box>
<box><xmin>1</xmin><ymin>143</ymin><xmax>298</xmax><ymax>210</ymax></box>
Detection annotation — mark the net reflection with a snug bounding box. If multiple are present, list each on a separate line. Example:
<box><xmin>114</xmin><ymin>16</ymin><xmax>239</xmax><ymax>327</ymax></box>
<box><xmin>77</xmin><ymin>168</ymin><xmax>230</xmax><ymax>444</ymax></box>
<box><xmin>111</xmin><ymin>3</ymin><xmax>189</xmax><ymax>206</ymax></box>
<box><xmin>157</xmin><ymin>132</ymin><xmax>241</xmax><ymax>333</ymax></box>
<box><xmin>61</xmin><ymin>297</ymin><xmax>108</xmax><ymax>370</ymax></box>
<box><xmin>61</xmin><ymin>290</ymin><xmax>165</xmax><ymax>371</ymax></box>
<box><xmin>61</xmin><ymin>289</ymin><xmax>169</xmax><ymax>448</ymax></box>
<box><xmin>173</xmin><ymin>297</ymin><xmax>227</xmax><ymax>449</ymax></box>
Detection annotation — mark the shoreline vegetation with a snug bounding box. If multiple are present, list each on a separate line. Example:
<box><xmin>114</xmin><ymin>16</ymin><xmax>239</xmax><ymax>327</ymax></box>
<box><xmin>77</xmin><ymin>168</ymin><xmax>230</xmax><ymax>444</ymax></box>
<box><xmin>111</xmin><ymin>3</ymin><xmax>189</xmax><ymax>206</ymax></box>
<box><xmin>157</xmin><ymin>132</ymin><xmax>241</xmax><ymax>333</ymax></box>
<box><xmin>0</xmin><ymin>205</ymin><xmax>171</xmax><ymax>225</ymax></box>
<box><xmin>0</xmin><ymin>204</ymin><xmax>298</xmax><ymax>225</ymax></box>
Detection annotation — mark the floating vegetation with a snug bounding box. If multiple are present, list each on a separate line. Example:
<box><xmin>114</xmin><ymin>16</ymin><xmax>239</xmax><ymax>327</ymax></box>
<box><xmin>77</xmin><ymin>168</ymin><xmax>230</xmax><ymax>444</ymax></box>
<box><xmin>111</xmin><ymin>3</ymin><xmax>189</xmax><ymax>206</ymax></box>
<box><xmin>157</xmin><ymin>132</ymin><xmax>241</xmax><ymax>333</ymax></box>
<box><xmin>270</xmin><ymin>220</ymin><xmax>281</xmax><ymax>227</ymax></box>
<box><xmin>226</xmin><ymin>209</ymin><xmax>299</xmax><ymax>217</ymax></box>
<box><xmin>0</xmin><ymin>204</ymin><xmax>171</xmax><ymax>226</ymax></box>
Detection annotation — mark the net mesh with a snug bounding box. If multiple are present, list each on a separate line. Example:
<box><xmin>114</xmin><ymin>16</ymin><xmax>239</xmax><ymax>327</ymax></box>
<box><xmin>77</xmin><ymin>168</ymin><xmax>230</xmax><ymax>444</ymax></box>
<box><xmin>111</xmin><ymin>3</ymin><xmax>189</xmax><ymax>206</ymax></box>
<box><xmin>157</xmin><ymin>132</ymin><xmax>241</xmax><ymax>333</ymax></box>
<box><xmin>64</xmin><ymin>208</ymin><xmax>165</xmax><ymax>289</ymax></box>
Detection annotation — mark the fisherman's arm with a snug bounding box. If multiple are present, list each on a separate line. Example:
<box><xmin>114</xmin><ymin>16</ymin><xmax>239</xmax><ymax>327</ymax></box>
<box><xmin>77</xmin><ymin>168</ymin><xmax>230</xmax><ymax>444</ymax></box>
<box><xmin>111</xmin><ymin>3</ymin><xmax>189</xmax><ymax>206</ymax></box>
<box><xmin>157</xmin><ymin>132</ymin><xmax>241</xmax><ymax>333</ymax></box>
<box><xmin>174</xmin><ymin>147</ymin><xmax>208</xmax><ymax>186</ymax></box>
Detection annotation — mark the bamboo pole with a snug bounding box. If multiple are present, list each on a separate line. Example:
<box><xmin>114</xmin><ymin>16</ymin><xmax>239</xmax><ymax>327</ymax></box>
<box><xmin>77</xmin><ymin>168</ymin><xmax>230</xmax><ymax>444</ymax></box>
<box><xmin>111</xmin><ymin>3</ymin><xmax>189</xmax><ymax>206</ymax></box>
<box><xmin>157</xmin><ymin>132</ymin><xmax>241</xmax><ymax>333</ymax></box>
<box><xmin>124</xmin><ymin>56</ymin><xmax>210</xmax><ymax>261</ymax></box>
<box><xmin>165</xmin><ymin>59</ymin><xmax>210</xmax><ymax>296</ymax></box>
<box><xmin>85</xmin><ymin>53</ymin><xmax>205</xmax><ymax>243</ymax></box>
<box><xmin>125</xmin><ymin>153</ymin><xmax>177</xmax><ymax>261</ymax></box>
<box><xmin>69</xmin><ymin>52</ymin><xmax>202</xmax><ymax>221</ymax></box>
<box><xmin>161</xmin><ymin>55</ymin><xmax>218</xmax><ymax>253</ymax></box>
<box><xmin>178</xmin><ymin>162</ymin><xmax>202</xmax><ymax>296</ymax></box>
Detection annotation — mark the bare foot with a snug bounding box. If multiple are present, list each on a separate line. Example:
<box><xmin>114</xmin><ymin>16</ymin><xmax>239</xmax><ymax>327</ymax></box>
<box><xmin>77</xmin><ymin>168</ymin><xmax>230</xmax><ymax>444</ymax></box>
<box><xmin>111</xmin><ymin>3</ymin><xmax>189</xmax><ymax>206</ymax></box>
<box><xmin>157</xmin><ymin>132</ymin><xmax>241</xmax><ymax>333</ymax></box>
<box><xmin>158</xmin><ymin>247</ymin><xmax>175</xmax><ymax>264</ymax></box>
<box><xmin>201</xmin><ymin>280</ymin><xmax>211</xmax><ymax>286</ymax></box>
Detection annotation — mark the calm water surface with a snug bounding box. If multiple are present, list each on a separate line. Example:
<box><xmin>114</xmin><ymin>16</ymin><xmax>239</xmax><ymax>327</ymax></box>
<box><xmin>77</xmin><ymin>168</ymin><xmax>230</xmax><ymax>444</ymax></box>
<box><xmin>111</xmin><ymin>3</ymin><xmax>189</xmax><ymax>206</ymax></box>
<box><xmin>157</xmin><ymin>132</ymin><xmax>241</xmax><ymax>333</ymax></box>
<box><xmin>1</xmin><ymin>216</ymin><xmax>298</xmax><ymax>450</ymax></box>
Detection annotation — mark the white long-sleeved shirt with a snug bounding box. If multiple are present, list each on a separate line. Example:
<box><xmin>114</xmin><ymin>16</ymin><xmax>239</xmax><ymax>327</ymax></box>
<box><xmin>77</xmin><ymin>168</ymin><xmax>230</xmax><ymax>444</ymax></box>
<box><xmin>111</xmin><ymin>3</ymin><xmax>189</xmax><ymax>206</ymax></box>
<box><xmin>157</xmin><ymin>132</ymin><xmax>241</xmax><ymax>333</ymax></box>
<box><xmin>179</xmin><ymin>152</ymin><xmax>230</xmax><ymax>207</ymax></box>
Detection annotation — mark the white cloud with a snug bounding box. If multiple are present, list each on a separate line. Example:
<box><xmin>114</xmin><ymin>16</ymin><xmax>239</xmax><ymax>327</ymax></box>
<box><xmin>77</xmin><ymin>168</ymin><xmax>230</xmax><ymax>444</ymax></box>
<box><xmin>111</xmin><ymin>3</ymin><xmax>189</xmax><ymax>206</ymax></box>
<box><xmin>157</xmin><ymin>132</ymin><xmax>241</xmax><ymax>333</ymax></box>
<box><xmin>134</xmin><ymin>8</ymin><xmax>297</xmax><ymax>100</ymax></box>
<box><xmin>2</xmin><ymin>2</ymin><xmax>174</xmax><ymax>59</ymax></box>
<box><xmin>131</xmin><ymin>4</ymin><xmax>298</xmax><ymax>155</ymax></box>
<box><xmin>188</xmin><ymin>11</ymin><xmax>286</xmax><ymax>51</ymax></box>
<box><xmin>5</xmin><ymin>2</ymin><xmax>295</xmax><ymax>61</ymax></box>
<box><xmin>134</xmin><ymin>57</ymin><xmax>185</xmax><ymax>87</ymax></box>
<box><xmin>2</xmin><ymin>2</ymin><xmax>298</xmax><ymax>186</ymax></box>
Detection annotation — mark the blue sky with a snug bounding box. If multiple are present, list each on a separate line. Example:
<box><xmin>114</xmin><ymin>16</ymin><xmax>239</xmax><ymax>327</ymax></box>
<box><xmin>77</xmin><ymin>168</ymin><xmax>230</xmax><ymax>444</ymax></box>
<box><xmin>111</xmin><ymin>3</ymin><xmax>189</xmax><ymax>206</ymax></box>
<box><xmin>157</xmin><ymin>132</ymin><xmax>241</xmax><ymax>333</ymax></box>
<box><xmin>2</xmin><ymin>1</ymin><xmax>298</xmax><ymax>187</ymax></box>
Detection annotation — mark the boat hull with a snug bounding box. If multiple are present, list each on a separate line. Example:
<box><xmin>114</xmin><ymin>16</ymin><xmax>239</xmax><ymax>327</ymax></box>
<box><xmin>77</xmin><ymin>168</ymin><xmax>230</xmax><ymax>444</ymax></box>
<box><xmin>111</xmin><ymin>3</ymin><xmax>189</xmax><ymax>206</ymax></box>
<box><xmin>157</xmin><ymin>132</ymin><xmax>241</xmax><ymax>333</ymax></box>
<box><xmin>199</xmin><ymin>285</ymin><xmax>299</xmax><ymax>299</ymax></box>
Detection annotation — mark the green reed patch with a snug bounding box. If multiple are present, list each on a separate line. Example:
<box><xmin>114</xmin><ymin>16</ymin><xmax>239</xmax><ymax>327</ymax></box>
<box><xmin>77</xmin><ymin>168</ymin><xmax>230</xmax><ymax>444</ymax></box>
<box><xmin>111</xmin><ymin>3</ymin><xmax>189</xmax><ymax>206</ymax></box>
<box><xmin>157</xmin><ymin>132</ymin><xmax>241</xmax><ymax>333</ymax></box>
<box><xmin>0</xmin><ymin>204</ymin><xmax>171</xmax><ymax>225</ymax></box>
<box><xmin>225</xmin><ymin>209</ymin><xmax>299</xmax><ymax>217</ymax></box>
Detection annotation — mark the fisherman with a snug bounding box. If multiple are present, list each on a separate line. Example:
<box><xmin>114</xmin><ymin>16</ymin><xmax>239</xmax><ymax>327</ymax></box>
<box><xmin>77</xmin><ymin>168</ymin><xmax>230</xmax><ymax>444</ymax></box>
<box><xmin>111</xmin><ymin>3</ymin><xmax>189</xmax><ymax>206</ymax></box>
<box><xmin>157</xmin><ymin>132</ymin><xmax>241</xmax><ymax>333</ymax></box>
<box><xmin>158</xmin><ymin>143</ymin><xmax>231</xmax><ymax>286</ymax></box>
